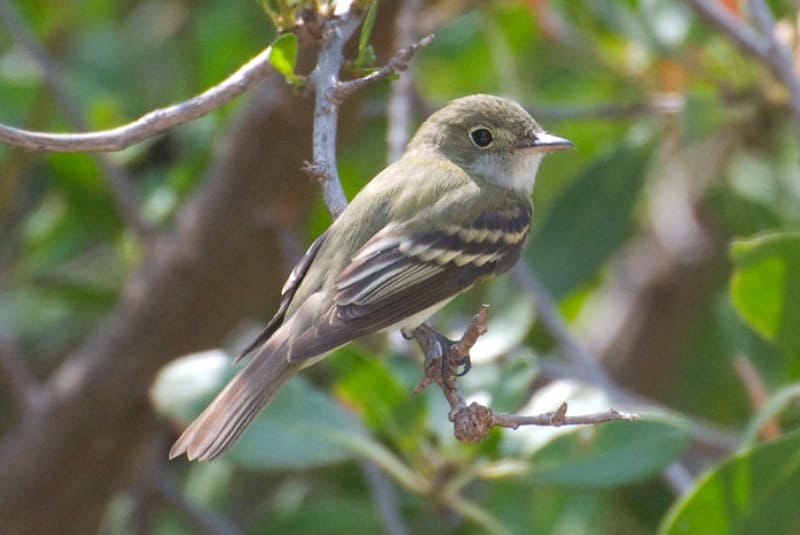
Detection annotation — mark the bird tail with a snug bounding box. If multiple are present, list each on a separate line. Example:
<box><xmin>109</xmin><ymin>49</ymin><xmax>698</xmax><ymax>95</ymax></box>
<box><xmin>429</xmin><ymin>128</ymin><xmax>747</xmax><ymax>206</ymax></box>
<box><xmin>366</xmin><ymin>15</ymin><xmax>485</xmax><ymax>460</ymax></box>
<box><xmin>169</xmin><ymin>330</ymin><xmax>296</xmax><ymax>461</ymax></box>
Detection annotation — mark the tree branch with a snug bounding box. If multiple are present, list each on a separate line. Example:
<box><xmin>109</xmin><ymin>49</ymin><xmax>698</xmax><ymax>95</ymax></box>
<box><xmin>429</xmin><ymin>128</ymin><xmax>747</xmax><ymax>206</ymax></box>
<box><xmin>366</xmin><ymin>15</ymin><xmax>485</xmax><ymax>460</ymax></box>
<box><xmin>411</xmin><ymin>306</ymin><xmax>635</xmax><ymax>443</ymax></box>
<box><xmin>305</xmin><ymin>7</ymin><xmax>433</xmax><ymax>218</ymax></box>
<box><xmin>0</xmin><ymin>35</ymin><xmax>277</xmax><ymax>153</ymax></box>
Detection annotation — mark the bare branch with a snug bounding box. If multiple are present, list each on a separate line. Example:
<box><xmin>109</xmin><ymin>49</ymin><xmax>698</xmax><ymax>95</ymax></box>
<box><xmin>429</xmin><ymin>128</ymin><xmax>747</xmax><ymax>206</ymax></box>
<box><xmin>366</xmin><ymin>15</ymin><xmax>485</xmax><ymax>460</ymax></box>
<box><xmin>336</xmin><ymin>33</ymin><xmax>434</xmax><ymax>101</ymax></box>
<box><xmin>0</xmin><ymin>35</ymin><xmax>277</xmax><ymax>153</ymax></box>
<box><xmin>308</xmin><ymin>10</ymin><xmax>366</xmax><ymax>218</ymax></box>
<box><xmin>0</xmin><ymin>0</ymin><xmax>154</xmax><ymax>239</ymax></box>
<box><xmin>307</xmin><ymin>8</ymin><xmax>432</xmax><ymax>218</ymax></box>
<box><xmin>491</xmin><ymin>405</ymin><xmax>636</xmax><ymax>429</ymax></box>
<box><xmin>411</xmin><ymin>306</ymin><xmax>636</xmax><ymax>443</ymax></box>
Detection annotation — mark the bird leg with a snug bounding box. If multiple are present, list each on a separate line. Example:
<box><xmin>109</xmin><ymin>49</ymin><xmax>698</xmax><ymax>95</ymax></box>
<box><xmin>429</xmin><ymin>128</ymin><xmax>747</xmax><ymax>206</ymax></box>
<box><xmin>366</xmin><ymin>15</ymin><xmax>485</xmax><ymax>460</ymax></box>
<box><xmin>404</xmin><ymin>323</ymin><xmax>471</xmax><ymax>377</ymax></box>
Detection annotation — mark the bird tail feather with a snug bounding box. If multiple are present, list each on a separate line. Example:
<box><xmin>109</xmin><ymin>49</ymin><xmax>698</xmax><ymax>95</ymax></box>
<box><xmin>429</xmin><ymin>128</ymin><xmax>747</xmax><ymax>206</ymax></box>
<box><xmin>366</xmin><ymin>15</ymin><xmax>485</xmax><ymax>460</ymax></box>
<box><xmin>169</xmin><ymin>330</ymin><xmax>295</xmax><ymax>461</ymax></box>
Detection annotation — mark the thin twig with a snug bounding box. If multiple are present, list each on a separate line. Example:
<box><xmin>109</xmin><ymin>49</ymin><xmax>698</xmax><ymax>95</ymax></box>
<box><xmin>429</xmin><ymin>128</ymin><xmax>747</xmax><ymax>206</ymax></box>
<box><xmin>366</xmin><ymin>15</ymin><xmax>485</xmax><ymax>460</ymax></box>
<box><xmin>491</xmin><ymin>405</ymin><xmax>636</xmax><ymax>429</ymax></box>
<box><xmin>412</xmin><ymin>306</ymin><xmax>635</xmax><ymax>442</ymax></box>
<box><xmin>0</xmin><ymin>31</ymin><xmax>277</xmax><ymax>152</ymax></box>
<box><xmin>0</xmin><ymin>0</ymin><xmax>154</xmax><ymax>239</ymax></box>
<box><xmin>336</xmin><ymin>33</ymin><xmax>434</xmax><ymax>101</ymax></box>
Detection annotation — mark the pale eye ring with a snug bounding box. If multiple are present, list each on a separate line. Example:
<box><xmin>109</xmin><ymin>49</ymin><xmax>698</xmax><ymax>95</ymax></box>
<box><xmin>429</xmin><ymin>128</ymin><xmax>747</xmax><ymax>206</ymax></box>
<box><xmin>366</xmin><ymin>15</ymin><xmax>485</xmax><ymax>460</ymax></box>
<box><xmin>469</xmin><ymin>127</ymin><xmax>494</xmax><ymax>148</ymax></box>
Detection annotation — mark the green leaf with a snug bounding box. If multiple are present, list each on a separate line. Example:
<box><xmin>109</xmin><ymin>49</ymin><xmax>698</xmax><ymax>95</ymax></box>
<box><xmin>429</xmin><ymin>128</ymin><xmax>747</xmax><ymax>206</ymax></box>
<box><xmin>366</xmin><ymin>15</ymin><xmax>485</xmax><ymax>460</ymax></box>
<box><xmin>331</xmin><ymin>347</ymin><xmax>426</xmax><ymax>449</ymax></box>
<box><xmin>526</xmin><ymin>416</ymin><xmax>691</xmax><ymax>488</ymax></box>
<box><xmin>268</xmin><ymin>32</ymin><xmax>298</xmax><ymax>83</ymax></box>
<box><xmin>730</xmin><ymin>232</ymin><xmax>800</xmax><ymax>360</ymax></box>
<box><xmin>355</xmin><ymin>0</ymin><xmax>378</xmax><ymax>67</ymax></box>
<box><xmin>659</xmin><ymin>429</ymin><xmax>800</xmax><ymax>535</ymax></box>
<box><xmin>527</xmin><ymin>142</ymin><xmax>652</xmax><ymax>299</ymax></box>
<box><xmin>229</xmin><ymin>375</ymin><xmax>367</xmax><ymax>470</ymax></box>
<box><xmin>151</xmin><ymin>351</ymin><xmax>367</xmax><ymax>469</ymax></box>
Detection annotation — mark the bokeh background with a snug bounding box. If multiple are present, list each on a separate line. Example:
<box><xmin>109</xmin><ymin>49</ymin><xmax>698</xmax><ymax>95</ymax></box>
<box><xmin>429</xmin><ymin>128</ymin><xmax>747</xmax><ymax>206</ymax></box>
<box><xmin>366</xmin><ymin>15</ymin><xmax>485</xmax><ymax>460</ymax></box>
<box><xmin>1</xmin><ymin>0</ymin><xmax>799</xmax><ymax>533</ymax></box>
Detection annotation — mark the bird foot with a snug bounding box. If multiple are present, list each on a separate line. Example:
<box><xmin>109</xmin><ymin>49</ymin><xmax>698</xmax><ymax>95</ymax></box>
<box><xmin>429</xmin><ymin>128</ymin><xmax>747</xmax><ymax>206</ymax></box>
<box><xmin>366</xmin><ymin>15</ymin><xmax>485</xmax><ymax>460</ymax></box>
<box><xmin>406</xmin><ymin>324</ymin><xmax>471</xmax><ymax>377</ymax></box>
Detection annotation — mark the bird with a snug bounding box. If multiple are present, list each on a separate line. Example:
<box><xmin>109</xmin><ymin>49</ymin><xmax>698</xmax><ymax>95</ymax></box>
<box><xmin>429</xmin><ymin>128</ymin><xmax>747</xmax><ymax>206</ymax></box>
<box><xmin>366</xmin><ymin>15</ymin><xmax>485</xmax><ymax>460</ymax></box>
<box><xmin>169</xmin><ymin>94</ymin><xmax>573</xmax><ymax>461</ymax></box>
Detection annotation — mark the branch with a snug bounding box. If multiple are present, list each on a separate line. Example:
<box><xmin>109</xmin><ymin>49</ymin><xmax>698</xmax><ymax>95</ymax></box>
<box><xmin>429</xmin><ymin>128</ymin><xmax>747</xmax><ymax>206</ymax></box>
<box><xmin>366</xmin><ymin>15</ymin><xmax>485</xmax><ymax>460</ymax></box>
<box><xmin>411</xmin><ymin>306</ymin><xmax>636</xmax><ymax>443</ymax></box>
<box><xmin>336</xmin><ymin>33</ymin><xmax>434</xmax><ymax>101</ymax></box>
<box><xmin>0</xmin><ymin>36</ymin><xmax>277</xmax><ymax>152</ymax></box>
<box><xmin>306</xmin><ymin>7</ymin><xmax>433</xmax><ymax>218</ymax></box>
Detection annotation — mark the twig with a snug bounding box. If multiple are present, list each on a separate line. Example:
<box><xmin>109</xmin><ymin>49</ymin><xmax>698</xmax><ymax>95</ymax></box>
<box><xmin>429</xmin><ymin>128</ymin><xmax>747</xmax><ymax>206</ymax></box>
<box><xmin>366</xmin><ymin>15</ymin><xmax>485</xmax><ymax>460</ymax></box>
<box><xmin>412</xmin><ymin>306</ymin><xmax>635</xmax><ymax>442</ymax></box>
<box><xmin>306</xmin><ymin>9</ymin><xmax>366</xmax><ymax>218</ymax></box>
<box><xmin>306</xmin><ymin>7</ymin><xmax>433</xmax><ymax>218</ymax></box>
<box><xmin>0</xmin><ymin>0</ymin><xmax>154</xmax><ymax>239</ymax></box>
<box><xmin>386</xmin><ymin>0</ymin><xmax>423</xmax><ymax>163</ymax></box>
<box><xmin>0</xmin><ymin>32</ymin><xmax>277</xmax><ymax>152</ymax></box>
<box><xmin>336</xmin><ymin>34</ymin><xmax>434</xmax><ymax>101</ymax></box>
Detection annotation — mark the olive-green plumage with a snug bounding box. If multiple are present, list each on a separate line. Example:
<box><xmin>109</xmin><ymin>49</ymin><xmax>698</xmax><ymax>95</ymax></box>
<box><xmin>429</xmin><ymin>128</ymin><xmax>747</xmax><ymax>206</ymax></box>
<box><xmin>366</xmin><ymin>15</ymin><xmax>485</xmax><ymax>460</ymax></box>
<box><xmin>170</xmin><ymin>94</ymin><xmax>572</xmax><ymax>461</ymax></box>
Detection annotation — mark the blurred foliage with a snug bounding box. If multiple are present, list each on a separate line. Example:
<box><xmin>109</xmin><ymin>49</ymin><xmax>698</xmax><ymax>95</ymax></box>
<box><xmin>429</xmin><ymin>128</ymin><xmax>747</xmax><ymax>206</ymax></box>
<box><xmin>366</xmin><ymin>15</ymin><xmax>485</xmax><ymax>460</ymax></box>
<box><xmin>2</xmin><ymin>0</ymin><xmax>800</xmax><ymax>534</ymax></box>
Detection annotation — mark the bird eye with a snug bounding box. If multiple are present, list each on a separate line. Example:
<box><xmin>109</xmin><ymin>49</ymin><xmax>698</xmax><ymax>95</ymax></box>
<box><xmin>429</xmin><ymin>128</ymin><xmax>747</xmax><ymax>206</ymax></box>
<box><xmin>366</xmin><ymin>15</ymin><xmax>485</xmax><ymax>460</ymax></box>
<box><xmin>470</xmin><ymin>127</ymin><xmax>494</xmax><ymax>148</ymax></box>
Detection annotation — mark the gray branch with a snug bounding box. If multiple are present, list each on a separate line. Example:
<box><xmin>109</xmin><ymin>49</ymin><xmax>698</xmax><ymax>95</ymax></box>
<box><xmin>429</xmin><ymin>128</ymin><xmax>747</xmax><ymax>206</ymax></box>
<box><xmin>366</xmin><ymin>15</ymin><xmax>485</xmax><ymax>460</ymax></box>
<box><xmin>0</xmin><ymin>31</ymin><xmax>277</xmax><ymax>152</ymax></box>
<box><xmin>307</xmin><ymin>11</ymin><xmax>365</xmax><ymax>218</ymax></box>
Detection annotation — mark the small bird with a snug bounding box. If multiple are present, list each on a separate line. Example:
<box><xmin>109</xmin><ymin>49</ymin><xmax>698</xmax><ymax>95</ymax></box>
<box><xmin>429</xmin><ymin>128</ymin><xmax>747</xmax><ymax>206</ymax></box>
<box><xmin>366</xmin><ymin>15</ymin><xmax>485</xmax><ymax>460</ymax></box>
<box><xmin>169</xmin><ymin>94</ymin><xmax>573</xmax><ymax>461</ymax></box>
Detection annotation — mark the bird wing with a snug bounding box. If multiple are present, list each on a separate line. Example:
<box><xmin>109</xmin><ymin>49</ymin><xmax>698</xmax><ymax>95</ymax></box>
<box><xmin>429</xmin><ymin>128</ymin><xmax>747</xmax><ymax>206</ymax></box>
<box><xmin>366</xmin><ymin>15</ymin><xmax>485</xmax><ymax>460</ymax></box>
<box><xmin>286</xmin><ymin>201</ymin><xmax>532</xmax><ymax>362</ymax></box>
<box><xmin>236</xmin><ymin>230</ymin><xmax>329</xmax><ymax>361</ymax></box>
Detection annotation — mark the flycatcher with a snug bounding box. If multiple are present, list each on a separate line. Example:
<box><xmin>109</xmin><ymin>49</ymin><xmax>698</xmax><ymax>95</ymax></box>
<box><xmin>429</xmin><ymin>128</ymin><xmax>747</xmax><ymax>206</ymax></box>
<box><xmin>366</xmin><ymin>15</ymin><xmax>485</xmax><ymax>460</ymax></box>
<box><xmin>170</xmin><ymin>94</ymin><xmax>573</xmax><ymax>461</ymax></box>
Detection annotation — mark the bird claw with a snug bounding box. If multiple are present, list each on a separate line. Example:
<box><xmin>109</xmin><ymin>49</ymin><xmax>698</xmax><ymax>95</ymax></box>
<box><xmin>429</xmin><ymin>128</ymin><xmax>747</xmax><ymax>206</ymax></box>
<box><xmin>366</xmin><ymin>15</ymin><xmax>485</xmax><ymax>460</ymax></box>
<box><xmin>410</xmin><ymin>324</ymin><xmax>471</xmax><ymax>377</ymax></box>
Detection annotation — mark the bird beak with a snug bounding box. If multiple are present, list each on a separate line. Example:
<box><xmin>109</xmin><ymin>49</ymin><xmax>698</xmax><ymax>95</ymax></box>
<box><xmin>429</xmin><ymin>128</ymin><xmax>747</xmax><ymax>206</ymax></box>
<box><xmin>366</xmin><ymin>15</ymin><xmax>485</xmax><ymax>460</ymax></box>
<box><xmin>519</xmin><ymin>132</ymin><xmax>574</xmax><ymax>152</ymax></box>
